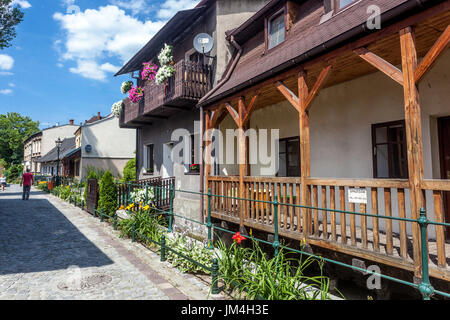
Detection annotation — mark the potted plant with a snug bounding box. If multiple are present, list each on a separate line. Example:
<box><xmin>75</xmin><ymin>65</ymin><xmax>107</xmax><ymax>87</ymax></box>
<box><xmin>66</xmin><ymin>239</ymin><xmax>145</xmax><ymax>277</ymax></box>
<box><xmin>189</xmin><ymin>164</ymin><xmax>200</xmax><ymax>173</ymax></box>
<box><xmin>121</xmin><ymin>81</ymin><xmax>133</xmax><ymax>94</ymax></box>
<box><xmin>141</xmin><ymin>61</ymin><xmax>158</xmax><ymax>82</ymax></box>
<box><xmin>145</xmin><ymin>168</ymin><xmax>153</xmax><ymax>174</ymax></box>
<box><xmin>111</xmin><ymin>100</ymin><xmax>123</xmax><ymax>117</ymax></box>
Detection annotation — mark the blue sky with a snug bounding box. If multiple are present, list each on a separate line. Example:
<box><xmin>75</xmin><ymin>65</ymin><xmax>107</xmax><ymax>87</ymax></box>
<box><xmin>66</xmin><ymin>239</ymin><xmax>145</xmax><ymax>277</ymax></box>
<box><xmin>0</xmin><ymin>0</ymin><xmax>199</xmax><ymax>129</ymax></box>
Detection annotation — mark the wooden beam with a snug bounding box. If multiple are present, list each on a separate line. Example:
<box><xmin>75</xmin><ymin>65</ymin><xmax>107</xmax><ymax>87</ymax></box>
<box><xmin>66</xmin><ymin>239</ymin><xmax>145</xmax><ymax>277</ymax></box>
<box><xmin>400</xmin><ymin>26</ymin><xmax>424</xmax><ymax>279</ymax></box>
<box><xmin>274</xmin><ymin>80</ymin><xmax>301</xmax><ymax>112</ymax></box>
<box><xmin>354</xmin><ymin>47</ymin><xmax>404</xmax><ymax>86</ymax></box>
<box><xmin>210</xmin><ymin>104</ymin><xmax>226</xmax><ymax>128</ymax></box>
<box><xmin>304</xmin><ymin>65</ymin><xmax>332</xmax><ymax>112</ymax></box>
<box><xmin>204</xmin><ymin>111</ymin><xmax>212</xmax><ymax>193</ymax></box>
<box><xmin>415</xmin><ymin>24</ymin><xmax>450</xmax><ymax>83</ymax></box>
<box><xmin>225</xmin><ymin>102</ymin><xmax>240</xmax><ymax>126</ymax></box>
<box><xmin>242</xmin><ymin>93</ymin><xmax>259</xmax><ymax>125</ymax></box>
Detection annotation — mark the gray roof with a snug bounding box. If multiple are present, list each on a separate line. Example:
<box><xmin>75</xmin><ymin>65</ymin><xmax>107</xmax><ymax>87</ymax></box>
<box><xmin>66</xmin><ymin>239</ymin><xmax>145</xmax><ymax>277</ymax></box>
<box><xmin>37</xmin><ymin>137</ymin><xmax>76</xmax><ymax>163</ymax></box>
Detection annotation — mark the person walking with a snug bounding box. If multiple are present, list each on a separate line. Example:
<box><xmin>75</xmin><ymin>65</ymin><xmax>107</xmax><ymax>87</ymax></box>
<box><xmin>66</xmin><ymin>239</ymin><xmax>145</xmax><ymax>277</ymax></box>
<box><xmin>0</xmin><ymin>174</ymin><xmax>6</xmax><ymax>191</ymax></box>
<box><xmin>20</xmin><ymin>168</ymin><xmax>34</xmax><ymax>200</ymax></box>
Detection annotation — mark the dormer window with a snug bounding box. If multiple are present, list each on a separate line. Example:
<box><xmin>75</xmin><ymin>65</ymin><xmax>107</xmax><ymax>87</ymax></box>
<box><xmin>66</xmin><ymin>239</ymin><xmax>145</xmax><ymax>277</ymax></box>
<box><xmin>267</xmin><ymin>9</ymin><xmax>286</xmax><ymax>50</ymax></box>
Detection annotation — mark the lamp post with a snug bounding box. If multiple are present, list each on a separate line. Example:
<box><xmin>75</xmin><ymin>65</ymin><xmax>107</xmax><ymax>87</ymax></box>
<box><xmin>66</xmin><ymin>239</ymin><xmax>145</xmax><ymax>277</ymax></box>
<box><xmin>55</xmin><ymin>137</ymin><xmax>63</xmax><ymax>186</ymax></box>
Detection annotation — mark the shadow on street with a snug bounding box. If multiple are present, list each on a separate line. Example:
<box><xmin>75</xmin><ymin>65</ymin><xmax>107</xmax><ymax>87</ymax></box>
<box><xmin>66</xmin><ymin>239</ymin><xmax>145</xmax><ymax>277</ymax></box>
<box><xmin>0</xmin><ymin>190</ymin><xmax>113</xmax><ymax>275</ymax></box>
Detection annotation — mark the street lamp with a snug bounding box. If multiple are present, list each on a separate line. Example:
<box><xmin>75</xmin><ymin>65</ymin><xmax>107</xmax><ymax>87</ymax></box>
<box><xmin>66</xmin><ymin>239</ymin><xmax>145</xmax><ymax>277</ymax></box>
<box><xmin>55</xmin><ymin>137</ymin><xmax>63</xmax><ymax>186</ymax></box>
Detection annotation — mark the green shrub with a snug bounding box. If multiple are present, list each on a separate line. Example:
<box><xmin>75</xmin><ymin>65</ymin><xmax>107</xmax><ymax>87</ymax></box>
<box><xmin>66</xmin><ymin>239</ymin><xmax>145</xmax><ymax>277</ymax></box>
<box><xmin>98</xmin><ymin>170</ymin><xmax>117</xmax><ymax>216</ymax></box>
<box><xmin>122</xmin><ymin>158</ymin><xmax>136</xmax><ymax>182</ymax></box>
<box><xmin>118</xmin><ymin>210</ymin><xmax>166</xmax><ymax>245</ymax></box>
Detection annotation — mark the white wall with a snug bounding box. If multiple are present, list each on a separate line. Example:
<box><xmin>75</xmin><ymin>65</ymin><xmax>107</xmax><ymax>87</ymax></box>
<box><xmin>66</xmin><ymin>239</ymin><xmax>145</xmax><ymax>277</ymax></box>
<box><xmin>41</xmin><ymin>125</ymin><xmax>79</xmax><ymax>156</ymax></box>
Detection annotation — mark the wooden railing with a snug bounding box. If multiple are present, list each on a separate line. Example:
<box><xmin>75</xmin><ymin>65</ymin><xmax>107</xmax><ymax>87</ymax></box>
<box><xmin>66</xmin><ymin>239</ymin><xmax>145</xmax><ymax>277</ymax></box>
<box><xmin>208</xmin><ymin>175</ymin><xmax>450</xmax><ymax>276</ymax></box>
<box><xmin>121</xmin><ymin>60</ymin><xmax>212</xmax><ymax>126</ymax></box>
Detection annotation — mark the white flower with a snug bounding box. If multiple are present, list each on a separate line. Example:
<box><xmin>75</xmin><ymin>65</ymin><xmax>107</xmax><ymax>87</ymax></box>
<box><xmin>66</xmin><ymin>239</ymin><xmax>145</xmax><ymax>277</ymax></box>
<box><xmin>130</xmin><ymin>187</ymin><xmax>155</xmax><ymax>204</ymax></box>
<box><xmin>121</xmin><ymin>81</ymin><xmax>133</xmax><ymax>94</ymax></box>
<box><xmin>155</xmin><ymin>65</ymin><xmax>175</xmax><ymax>85</ymax></box>
<box><xmin>158</xmin><ymin>43</ymin><xmax>173</xmax><ymax>66</ymax></box>
<box><xmin>111</xmin><ymin>100</ymin><xmax>123</xmax><ymax>117</ymax></box>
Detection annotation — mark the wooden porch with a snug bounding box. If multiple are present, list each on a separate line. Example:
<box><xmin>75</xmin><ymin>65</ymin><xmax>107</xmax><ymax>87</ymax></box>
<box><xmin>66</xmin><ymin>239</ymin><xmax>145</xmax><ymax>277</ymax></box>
<box><xmin>202</xmin><ymin>3</ymin><xmax>450</xmax><ymax>285</ymax></box>
<box><xmin>208</xmin><ymin>175</ymin><xmax>450</xmax><ymax>282</ymax></box>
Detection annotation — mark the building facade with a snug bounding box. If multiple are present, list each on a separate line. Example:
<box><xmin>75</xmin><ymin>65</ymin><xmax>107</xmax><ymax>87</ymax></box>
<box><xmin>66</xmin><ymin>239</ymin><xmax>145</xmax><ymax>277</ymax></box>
<box><xmin>117</xmin><ymin>0</ymin><xmax>270</xmax><ymax>223</ymax></box>
<box><xmin>199</xmin><ymin>0</ymin><xmax>450</xmax><ymax>291</ymax></box>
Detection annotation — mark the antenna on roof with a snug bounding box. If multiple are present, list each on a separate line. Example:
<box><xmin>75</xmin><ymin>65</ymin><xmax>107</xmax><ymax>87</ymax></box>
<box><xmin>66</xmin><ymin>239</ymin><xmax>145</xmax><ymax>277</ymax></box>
<box><xmin>194</xmin><ymin>33</ymin><xmax>214</xmax><ymax>58</ymax></box>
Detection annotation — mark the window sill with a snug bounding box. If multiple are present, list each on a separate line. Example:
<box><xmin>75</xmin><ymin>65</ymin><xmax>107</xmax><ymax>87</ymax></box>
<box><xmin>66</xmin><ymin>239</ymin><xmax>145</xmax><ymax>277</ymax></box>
<box><xmin>143</xmin><ymin>172</ymin><xmax>155</xmax><ymax>176</ymax></box>
<box><xmin>184</xmin><ymin>172</ymin><xmax>200</xmax><ymax>176</ymax></box>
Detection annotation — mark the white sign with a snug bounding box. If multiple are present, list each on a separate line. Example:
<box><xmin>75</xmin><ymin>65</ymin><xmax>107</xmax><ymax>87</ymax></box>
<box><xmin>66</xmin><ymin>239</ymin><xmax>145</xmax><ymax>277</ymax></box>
<box><xmin>348</xmin><ymin>188</ymin><xmax>367</xmax><ymax>204</ymax></box>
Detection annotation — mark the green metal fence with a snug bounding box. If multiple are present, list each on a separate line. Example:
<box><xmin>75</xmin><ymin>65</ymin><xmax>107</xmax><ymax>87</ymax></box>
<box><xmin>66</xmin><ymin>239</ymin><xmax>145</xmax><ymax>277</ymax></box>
<box><xmin>55</xmin><ymin>181</ymin><xmax>450</xmax><ymax>300</ymax></box>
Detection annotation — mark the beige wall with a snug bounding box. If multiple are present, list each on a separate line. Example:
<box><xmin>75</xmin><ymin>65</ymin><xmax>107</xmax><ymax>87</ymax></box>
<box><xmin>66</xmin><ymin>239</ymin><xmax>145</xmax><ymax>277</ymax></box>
<box><xmin>215</xmin><ymin>0</ymin><xmax>270</xmax><ymax>82</ymax></box>
<box><xmin>41</xmin><ymin>125</ymin><xmax>79</xmax><ymax>156</ymax></box>
<box><xmin>80</xmin><ymin>115</ymin><xmax>136</xmax><ymax>178</ymax></box>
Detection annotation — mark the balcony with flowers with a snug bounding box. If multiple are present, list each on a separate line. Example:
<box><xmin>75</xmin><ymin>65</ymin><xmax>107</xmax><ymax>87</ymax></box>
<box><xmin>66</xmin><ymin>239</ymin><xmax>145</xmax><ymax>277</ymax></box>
<box><xmin>117</xmin><ymin>45</ymin><xmax>213</xmax><ymax>128</ymax></box>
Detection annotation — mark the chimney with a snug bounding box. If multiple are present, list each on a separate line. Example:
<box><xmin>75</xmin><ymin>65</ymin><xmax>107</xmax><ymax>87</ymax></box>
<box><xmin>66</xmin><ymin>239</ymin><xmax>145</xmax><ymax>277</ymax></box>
<box><xmin>69</xmin><ymin>119</ymin><xmax>74</xmax><ymax>125</ymax></box>
<box><xmin>97</xmin><ymin>112</ymin><xmax>101</xmax><ymax>119</ymax></box>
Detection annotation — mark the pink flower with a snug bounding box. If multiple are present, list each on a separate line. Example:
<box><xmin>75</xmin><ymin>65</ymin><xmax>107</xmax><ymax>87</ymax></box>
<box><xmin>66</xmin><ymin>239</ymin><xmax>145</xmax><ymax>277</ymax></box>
<box><xmin>141</xmin><ymin>61</ymin><xmax>158</xmax><ymax>81</ymax></box>
<box><xmin>128</xmin><ymin>86</ymin><xmax>144</xmax><ymax>103</ymax></box>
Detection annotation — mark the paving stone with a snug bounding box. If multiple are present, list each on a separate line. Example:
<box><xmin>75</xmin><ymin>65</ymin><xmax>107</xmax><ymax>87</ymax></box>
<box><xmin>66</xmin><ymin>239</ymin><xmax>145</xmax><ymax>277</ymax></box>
<box><xmin>0</xmin><ymin>185</ymin><xmax>227</xmax><ymax>300</ymax></box>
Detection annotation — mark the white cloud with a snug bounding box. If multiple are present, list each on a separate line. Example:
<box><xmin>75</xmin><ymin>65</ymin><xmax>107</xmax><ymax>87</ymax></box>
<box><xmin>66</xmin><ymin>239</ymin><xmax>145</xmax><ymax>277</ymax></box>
<box><xmin>0</xmin><ymin>89</ymin><xmax>13</xmax><ymax>95</ymax></box>
<box><xmin>54</xmin><ymin>5</ymin><xmax>165</xmax><ymax>80</ymax></box>
<box><xmin>0</xmin><ymin>54</ymin><xmax>14</xmax><ymax>70</ymax></box>
<box><xmin>8</xmin><ymin>83</ymin><xmax>15</xmax><ymax>87</ymax></box>
<box><xmin>0</xmin><ymin>72</ymin><xmax>13</xmax><ymax>76</ymax></box>
<box><xmin>12</xmin><ymin>0</ymin><xmax>32</xmax><ymax>9</ymax></box>
<box><xmin>157</xmin><ymin>0</ymin><xmax>199</xmax><ymax>19</ymax></box>
<box><xmin>110</xmin><ymin>0</ymin><xmax>150</xmax><ymax>15</ymax></box>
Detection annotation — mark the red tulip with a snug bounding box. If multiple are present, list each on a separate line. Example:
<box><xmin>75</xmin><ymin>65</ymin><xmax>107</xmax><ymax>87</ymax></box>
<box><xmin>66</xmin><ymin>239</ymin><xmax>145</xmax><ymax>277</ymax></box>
<box><xmin>232</xmin><ymin>232</ymin><xmax>246</xmax><ymax>244</ymax></box>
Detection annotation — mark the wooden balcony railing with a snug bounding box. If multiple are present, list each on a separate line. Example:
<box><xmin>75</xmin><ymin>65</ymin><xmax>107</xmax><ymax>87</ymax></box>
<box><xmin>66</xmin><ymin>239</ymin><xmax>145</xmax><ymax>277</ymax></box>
<box><xmin>120</xmin><ymin>60</ymin><xmax>212</xmax><ymax>126</ymax></box>
<box><xmin>208</xmin><ymin>175</ymin><xmax>450</xmax><ymax>281</ymax></box>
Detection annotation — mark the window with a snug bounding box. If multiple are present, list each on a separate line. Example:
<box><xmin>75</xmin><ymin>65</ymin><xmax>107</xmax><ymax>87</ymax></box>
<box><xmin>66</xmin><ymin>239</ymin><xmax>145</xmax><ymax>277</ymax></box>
<box><xmin>277</xmin><ymin>137</ymin><xmax>300</xmax><ymax>177</ymax></box>
<box><xmin>334</xmin><ymin>0</ymin><xmax>357</xmax><ymax>11</ymax></box>
<box><xmin>267</xmin><ymin>10</ymin><xmax>285</xmax><ymax>50</ymax></box>
<box><xmin>188</xmin><ymin>134</ymin><xmax>200</xmax><ymax>174</ymax></box>
<box><xmin>372</xmin><ymin>120</ymin><xmax>408</xmax><ymax>179</ymax></box>
<box><xmin>145</xmin><ymin>144</ymin><xmax>154</xmax><ymax>174</ymax></box>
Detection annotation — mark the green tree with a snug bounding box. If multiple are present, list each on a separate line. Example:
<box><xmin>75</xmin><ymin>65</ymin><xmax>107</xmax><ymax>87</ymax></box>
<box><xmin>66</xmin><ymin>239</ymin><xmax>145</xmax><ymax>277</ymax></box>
<box><xmin>98</xmin><ymin>170</ymin><xmax>117</xmax><ymax>216</ymax></box>
<box><xmin>0</xmin><ymin>112</ymin><xmax>39</xmax><ymax>165</ymax></box>
<box><xmin>122</xmin><ymin>158</ymin><xmax>136</xmax><ymax>182</ymax></box>
<box><xmin>0</xmin><ymin>0</ymin><xmax>24</xmax><ymax>50</ymax></box>
<box><xmin>7</xmin><ymin>163</ymin><xmax>22</xmax><ymax>183</ymax></box>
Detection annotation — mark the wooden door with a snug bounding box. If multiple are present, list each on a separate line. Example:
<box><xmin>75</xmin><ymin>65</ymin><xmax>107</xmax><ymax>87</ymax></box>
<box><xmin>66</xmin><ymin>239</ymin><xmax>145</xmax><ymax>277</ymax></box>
<box><xmin>438</xmin><ymin>116</ymin><xmax>450</xmax><ymax>239</ymax></box>
<box><xmin>86</xmin><ymin>178</ymin><xmax>99</xmax><ymax>215</ymax></box>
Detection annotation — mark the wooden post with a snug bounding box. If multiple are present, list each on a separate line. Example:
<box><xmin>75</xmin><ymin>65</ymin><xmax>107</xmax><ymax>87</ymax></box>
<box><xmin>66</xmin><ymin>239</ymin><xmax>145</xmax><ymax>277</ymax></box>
<box><xmin>238</xmin><ymin>97</ymin><xmax>247</xmax><ymax>227</ymax></box>
<box><xmin>400</xmin><ymin>26</ymin><xmax>424</xmax><ymax>279</ymax></box>
<box><xmin>204</xmin><ymin>111</ymin><xmax>212</xmax><ymax>201</ymax></box>
<box><xmin>299</xmin><ymin>70</ymin><xmax>311</xmax><ymax>240</ymax></box>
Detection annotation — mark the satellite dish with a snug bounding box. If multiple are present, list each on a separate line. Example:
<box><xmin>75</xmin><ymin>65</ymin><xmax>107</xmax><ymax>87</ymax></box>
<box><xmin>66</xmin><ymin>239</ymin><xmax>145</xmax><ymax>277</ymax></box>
<box><xmin>193</xmin><ymin>33</ymin><xmax>214</xmax><ymax>54</ymax></box>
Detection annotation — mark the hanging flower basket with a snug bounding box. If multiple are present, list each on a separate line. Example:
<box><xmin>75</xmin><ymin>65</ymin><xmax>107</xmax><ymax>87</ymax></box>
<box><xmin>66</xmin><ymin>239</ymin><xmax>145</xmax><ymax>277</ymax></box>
<box><xmin>128</xmin><ymin>86</ymin><xmax>144</xmax><ymax>103</ymax></box>
<box><xmin>158</xmin><ymin>43</ymin><xmax>173</xmax><ymax>66</ymax></box>
<box><xmin>111</xmin><ymin>100</ymin><xmax>124</xmax><ymax>117</ymax></box>
<box><xmin>155</xmin><ymin>65</ymin><xmax>175</xmax><ymax>85</ymax></box>
<box><xmin>141</xmin><ymin>61</ymin><xmax>158</xmax><ymax>82</ymax></box>
<box><xmin>121</xmin><ymin>81</ymin><xmax>133</xmax><ymax>94</ymax></box>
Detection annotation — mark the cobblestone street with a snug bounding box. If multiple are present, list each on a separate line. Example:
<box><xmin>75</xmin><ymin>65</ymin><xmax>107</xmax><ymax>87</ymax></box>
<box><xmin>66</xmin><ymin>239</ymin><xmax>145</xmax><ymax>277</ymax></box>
<box><xmin>0</xmin><ymin>185</ymin><xmax>218</xmax><ymax>300</ymax></box>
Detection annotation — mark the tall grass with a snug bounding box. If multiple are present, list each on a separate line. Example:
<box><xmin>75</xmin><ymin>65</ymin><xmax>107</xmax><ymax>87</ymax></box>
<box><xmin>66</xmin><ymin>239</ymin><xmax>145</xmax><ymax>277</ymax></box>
<box><xmin>118</xmin><ymin>210</ymin><xmax>166</xmax><ymax>246</ymax></box>
<box><xmin>215</xmin><ymin>239</ymin><xmax>332</xmax><ymax>300</ymax></box>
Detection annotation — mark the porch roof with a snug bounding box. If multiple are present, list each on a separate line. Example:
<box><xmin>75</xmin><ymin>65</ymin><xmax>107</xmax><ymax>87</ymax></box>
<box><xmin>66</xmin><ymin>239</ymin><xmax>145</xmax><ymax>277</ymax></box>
<box><xmin>37</xmin><ymin>137</ymin><xmax>76</xmax><ymax>163</ymax></box>
<box><xmin>199</xmin><ymin>0</ymin><xmax>439</xmax><ymax>108</ymax></box>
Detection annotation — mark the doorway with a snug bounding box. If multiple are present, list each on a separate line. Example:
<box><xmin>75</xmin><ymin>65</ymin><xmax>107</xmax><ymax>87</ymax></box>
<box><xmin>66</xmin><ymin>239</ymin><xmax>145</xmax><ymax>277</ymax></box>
<box><xmin>162</xmin><ymin>142</ymin><xmax>174</xmax><ymax>179</ymax></box>
<box><xmin>438</xmin><ymin>116</ymin><xmax>450</xmax><ymax>239</ymax></box>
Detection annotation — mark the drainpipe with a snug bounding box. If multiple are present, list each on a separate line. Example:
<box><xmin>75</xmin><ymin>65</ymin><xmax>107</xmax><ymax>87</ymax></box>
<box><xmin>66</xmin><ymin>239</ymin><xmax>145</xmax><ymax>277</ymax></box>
<box><xmin>200</xmin><ymin>106</ymin><xmax>205</xmax><ymax>222</ymax></box>
<box><xmin>199</xmin><ymin>35</ymin><xmax>243</xmax><ymax>104</ymax></box>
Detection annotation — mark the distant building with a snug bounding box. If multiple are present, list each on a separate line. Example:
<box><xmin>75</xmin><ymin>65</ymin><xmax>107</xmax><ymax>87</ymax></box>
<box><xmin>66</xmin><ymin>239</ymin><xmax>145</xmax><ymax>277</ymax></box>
<box><xmin>23</xmin><ymin>120</ymin><xmax>79</xmax><ymax>173</ymax></box>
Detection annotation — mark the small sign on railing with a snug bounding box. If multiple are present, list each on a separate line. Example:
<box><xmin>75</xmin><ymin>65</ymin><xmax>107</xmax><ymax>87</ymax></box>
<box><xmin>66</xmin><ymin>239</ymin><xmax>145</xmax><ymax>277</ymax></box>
<box><xmin>348</xmin><ymin>188</ymin><xmax>368</xmax><ymax>204</ymax></box>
